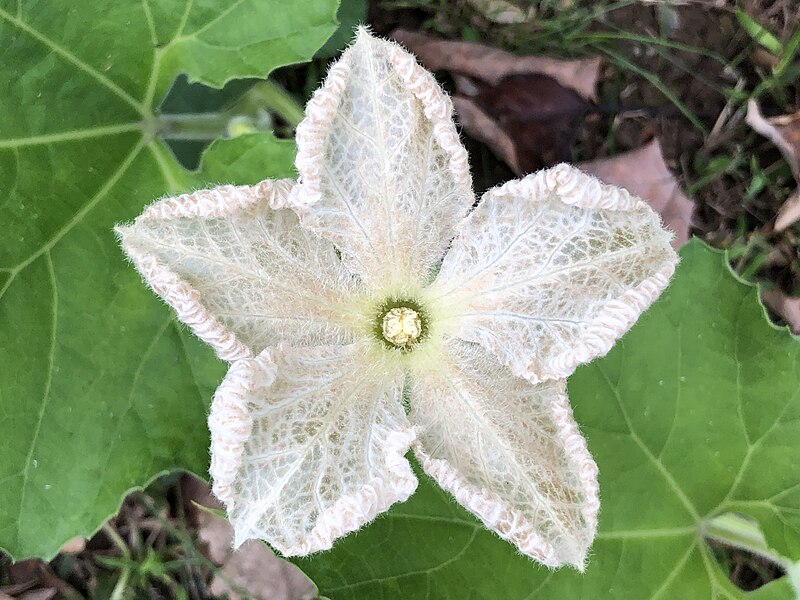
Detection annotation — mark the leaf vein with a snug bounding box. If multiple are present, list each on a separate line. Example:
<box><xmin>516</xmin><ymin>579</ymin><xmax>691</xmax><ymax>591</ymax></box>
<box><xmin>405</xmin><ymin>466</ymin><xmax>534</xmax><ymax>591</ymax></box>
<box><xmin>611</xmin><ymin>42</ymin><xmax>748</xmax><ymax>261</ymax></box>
<box><xmin>15</xmin><ymin>252</ymin><xmax>58</xmax><ymax>545</ymax></box>
<box><xmin>0</xmin><ymin>123</ymin><xmax>141</xmax><ymax>149</ymax></box>
<box><xmin>4</xmin><ymin>138</ymin><xmax>145</xmax><ymax>276</ymax></box>
<box><xmin>597</xmin><ymin>363</ymin><xmax>700</xmax><ymax>522</ymax></box>
<box><xmin>0</xmin><ymin>7</ymin><xmax>145</xmax><ymax>115</ymax></box>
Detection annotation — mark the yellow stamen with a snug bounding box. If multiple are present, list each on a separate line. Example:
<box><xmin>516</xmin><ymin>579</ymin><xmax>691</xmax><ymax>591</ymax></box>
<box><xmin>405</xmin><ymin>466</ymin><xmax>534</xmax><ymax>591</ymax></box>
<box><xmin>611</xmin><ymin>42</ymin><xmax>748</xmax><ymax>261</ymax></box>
<box><xmin>381</xmin><ymin>307</ymin><xmax>422</xmax><ymax>348</ymax></box>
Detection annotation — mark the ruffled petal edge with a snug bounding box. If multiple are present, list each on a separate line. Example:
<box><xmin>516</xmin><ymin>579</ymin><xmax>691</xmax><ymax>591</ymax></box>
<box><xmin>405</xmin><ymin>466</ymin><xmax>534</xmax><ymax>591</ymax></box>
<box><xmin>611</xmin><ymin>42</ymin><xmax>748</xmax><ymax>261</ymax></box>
<box><xmin>544</xmin><ymin>262</ymin><xmax>675</xmax><ymax>381</ymax></box>
<box><xmin>208</xmin><ymin>349</ymin><xmax>419</xmax><ymax>556</ymax></box>
<box><xmin>294</xmin><ymin>27</ymin><xmax>471</xmax><ymax>207</ymax></box>
<box><xmin>438</xmin><ymin>163</ymin><xmax>678</xmax><ymax>383</ymax></box>
<box><xmin>528</xmin><ymin>164</ymin><xmax>677</xmax><ymax>380</ymax></box>
<box><xmin>414</xmin><ymin>382</ymin><xmax>599</xmax><ymax>570</ymax></box>
<box><xmin>115</xmin><ymin>180</ymin><xmax>294</xmax><ymax>362</ymax></box>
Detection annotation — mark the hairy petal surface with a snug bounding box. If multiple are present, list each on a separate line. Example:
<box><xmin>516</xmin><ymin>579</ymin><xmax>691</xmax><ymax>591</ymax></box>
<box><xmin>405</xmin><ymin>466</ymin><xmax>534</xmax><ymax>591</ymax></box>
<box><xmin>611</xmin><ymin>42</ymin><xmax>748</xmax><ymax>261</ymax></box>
<box><xmin>293</xmin><ymin>29</ymin><xmax>473</xmax><ymax>286</ymax></box>
<box><xmin>116</xmin><ymin>180</ymin><xmax>359</xmax><ymax>359</ymax></box>
<box><xmin>409</xmin><ymin>338</ymin><xmax>599</xmax><ymax>569</ymax></box>
<box><xmin>209</xmin><ymin>342</ymin><xmax>417</xmax><ymax>555</ymax></box>
<box><xmin>430</xmin><ymin>164</ymin><xmax>678</xmax><ymax>383</ymax></box>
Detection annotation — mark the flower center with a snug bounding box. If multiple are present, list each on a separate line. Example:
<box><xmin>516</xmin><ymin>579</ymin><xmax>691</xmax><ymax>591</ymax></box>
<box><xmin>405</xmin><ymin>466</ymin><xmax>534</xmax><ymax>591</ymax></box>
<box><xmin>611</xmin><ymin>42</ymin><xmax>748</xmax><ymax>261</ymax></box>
<box><xmin>381</xmin><ymin>306</ymin><xmax>422</xmax><ymax>348</ymax></box>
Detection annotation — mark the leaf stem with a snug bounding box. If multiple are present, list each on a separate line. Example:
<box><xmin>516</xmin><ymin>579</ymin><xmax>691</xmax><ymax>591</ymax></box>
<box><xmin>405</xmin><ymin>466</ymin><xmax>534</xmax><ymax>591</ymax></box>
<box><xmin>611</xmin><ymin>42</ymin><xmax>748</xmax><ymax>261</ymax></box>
<box><xmin>243</xmin><ymin>80</ymin><xmax>305</xmax><ymax>128</ymax></box>
<box><xmin>703</xmin><ymin>512</ymin><xmax>800</xmax><ymax>592</ymax></box>
<box><xmin>155</xmin><ymin>113</ymin><xmax>235</xmax><ymax>140</ymax></box>
<box><xmin>155</xmin><ymin>80</ymin><xmax>305</xmax><ymax>141</ymax></box>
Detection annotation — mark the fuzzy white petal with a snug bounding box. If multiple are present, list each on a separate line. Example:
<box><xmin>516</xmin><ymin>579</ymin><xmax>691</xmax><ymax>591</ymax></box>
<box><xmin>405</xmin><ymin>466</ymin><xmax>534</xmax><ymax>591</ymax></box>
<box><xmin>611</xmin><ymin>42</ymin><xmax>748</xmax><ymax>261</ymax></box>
<box><xmin>293</xmin><ymin>29</ymin><xmax>473</xmax><ymax>285</ymax></box>
<box><xmin>209</xmin><ymin>342</ymin><xmax>417</xmax><ymax>555</ymax></box>
<box><xmin>430</xmin><ymin>164</ymin><xmax>679</xmax><ymax>383</ymax></box>
<box><xmin>116</xmin><ymin>179</ymin><xmax>359</xmax><ymax>359</ymax></box>
<box><xmin>409</xmin><ymin>338</ymin><xmax>599</xmax><ymax>569</ymax></box>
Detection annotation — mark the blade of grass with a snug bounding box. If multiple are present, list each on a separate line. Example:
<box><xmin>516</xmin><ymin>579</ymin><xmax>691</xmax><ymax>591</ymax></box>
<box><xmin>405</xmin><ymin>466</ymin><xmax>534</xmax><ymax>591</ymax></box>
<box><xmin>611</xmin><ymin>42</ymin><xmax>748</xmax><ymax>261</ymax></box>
<box><xmin>594</xmin><ymin>45</ymin><xmax>708</xmax><ymax>133</ymax></box>
<box><xmin>736</xmin><ymin>8</ymin><xmax>783</xmax><ymax>55</ymax></box>
<box><xmin>774</xmin><ymin>27</ymin><xmax>800</xmax><ymax>78</ymax></box>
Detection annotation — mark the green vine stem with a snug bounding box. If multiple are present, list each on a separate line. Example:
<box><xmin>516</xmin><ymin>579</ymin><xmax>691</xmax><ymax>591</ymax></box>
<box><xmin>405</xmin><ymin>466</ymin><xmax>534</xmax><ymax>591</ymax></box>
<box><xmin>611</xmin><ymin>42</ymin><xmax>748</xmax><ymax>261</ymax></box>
<box><xmin>238</xmin><ymin>79</ymin><xmax>304</xmax><ymax>127</ymax></box>
<box><xmin>154</xmin><ymin>80</ymin><xmax>304</xmax><ymax>141</ymax></box>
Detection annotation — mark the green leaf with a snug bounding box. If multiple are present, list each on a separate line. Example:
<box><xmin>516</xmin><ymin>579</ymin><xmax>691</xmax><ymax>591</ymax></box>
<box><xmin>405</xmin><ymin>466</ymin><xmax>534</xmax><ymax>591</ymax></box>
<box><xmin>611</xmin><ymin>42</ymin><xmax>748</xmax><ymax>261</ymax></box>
<box><xmin>291</xmin><ymin>240</ymin><xmax>800</xmax><ymax>599</ymax></box>
<box><xmin>317</xmin><ymin>0</ymin><xmax>366</xmax><ymax>58</ymax></box>
<box><xmin>0</xmin><ymin>0</ymin><xmax>338</xmax><ymax>560</ymax></box>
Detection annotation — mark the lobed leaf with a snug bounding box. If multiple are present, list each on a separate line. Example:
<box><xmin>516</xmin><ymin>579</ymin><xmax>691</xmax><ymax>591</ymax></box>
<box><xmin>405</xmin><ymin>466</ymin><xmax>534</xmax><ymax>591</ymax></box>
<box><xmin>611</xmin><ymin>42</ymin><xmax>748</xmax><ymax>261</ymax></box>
<box><xmin>0</xmin><ymin>0</ymin><xmax>338</xmax><ymax>560</ymax></box>
<box><xmin>291</xmin><ymin>240</ymin><xmax>800</xmax><ymax>600</ymax></box>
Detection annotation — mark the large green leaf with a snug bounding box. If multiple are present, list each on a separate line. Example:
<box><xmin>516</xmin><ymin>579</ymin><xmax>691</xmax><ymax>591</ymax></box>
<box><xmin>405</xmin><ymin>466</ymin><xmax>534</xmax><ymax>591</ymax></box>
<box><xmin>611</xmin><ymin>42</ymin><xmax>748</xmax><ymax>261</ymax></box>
<box><xmin>292</xmin><ymin>240</ymin><xmax>800</xmax><ymax>599</ymax></box>
<box><xmin>317</xmin><ymin>0</ymin><xmax>367</xmax><ymax>58</ymax></box>
<box><xmin>0</xmin><ymin>0</ymin><xmax>337</xmax><ymax>560</ymax></box>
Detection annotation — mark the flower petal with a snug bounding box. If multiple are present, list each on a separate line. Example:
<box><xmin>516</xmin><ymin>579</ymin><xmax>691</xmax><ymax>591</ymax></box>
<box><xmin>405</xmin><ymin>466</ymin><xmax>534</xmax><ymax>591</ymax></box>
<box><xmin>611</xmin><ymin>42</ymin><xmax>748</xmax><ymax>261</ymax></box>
<box><xmin>409</xmin><ymin>338</ymin><xmax>599</xmax><ymax>569</ymax></box>
<box><xmin>430</xmin><ymin>164</ymin><xmax>678</xmax><ymax>383</ymax></box>
<box><xmin>116</xmin><ymin>179</ymin><xmax>359</xmax><ymax>360</ymax></box>
<box><xmin>209</xmin><ymin>342</ymin><xmax>417</xmax><ymax>555</ymax></box>
<box><xmin>293</xmin><ymin>28</ymin><xmax>473</xmax><ymax>286</ymax></box>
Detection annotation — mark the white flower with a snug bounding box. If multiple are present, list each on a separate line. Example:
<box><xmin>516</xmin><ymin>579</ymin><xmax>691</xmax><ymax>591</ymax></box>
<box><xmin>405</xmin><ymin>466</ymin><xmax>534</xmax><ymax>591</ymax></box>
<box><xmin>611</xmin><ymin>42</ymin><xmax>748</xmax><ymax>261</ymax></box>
<box><xmin>116</xmin><ymin>29</ymin><xmax>677</xmax><ymax>570</ymax></box>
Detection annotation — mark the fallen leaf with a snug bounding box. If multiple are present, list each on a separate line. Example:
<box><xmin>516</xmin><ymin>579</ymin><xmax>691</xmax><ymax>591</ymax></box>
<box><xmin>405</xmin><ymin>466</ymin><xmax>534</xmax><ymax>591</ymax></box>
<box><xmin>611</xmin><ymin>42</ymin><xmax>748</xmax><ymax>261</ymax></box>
<box><xmin>0</xmin><ymin>579</ymin><xmax>37</xmax><ymax>598</ymax></box>
<box><xmin>453</xmin><ymin>96</ymin><xmax>521</xmax><ymax>172</ymax></box>
<box><xmin>17</xmin><ymin>590</ymin><xmax>56</xmax><ymax>600</ymax></box>
<box><xmin>195</xmin><ymin>505</ymin><xmax>235</xmax><ymax>566</ymax></box>
<box><xmin>746</xmin><ymin>99</ymin><xmax>800</xmax><ymax>181</ymax></box>
<box><xmin>182</xmin><ymin>475</ymin><xmax>315</xmax><ymax>600</ymax></box>
<box><xmin>57</xmin><ymin>537</ymin><xmax>85</xmax><ymax>555</ymax></box>
<box><xmin>761</xmin><ymin>289</ymin><xmax>800</xmax><ymax>334</ymax></box>
<box><xmin>465</xmin><ymin>73</ymin><xmax>590</xmax><ymax>173</ymax></box>
<box><xmin>3</xmin><ymin>559</ymin><xmax>71</xmax><ymax>600</ymax></box>
<box><xmin>579</xmin><ymin>139</ymin><xmax>693</xmax><ymax>248</ymax></box>
<box><xmin>466</xmin><ymin>0</ymin><xmax>533</xmax><ymax>24</ymax></box>
<box><xmin>392</xmin><ymin>30</ymin><xmax>600</xmax><ymax>174</ymax></box>
<box><xmin>392</xmin><ymin>29</ymin><xmax>602</xmax><ymax>100</ymax></box>
<box><xmin>746</xmin><ymin>100</ymin><xmax>800</xmax><ymax>232</ymax></box>
<box><xmin>774</xmin><ymin>189</ymin><xmax>800</xmax><ymax>232</ymax></box>
<box><xmin>7</xmin><ymin>560</ymin><xmax>40</xmax><ymax>590</ymax></box>
<box><xmin>210</xmin><ymin>541</ymin><xmax>318</xmax><ymax>600</ymax></box>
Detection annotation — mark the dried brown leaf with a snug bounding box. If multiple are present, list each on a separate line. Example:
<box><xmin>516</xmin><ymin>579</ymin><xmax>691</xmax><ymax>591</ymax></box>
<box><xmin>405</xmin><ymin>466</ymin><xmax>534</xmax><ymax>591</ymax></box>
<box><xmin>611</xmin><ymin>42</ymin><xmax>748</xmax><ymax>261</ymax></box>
<box><xmin>7</xmin><ymin>559</ymin><xmax>40</xmax><ymax>588</ymax></box>
<box><xmin>761</xmin><ymin>289</ymin><xmax>800</xmax><ymax>334</ymax></box>
<box><xmin>3</xmin><ymin>559</ymin><xmax>77</xmax><ymax>600</ymax></box>
<box><xmin>466</xmin><ymin>0</ymin><xmax>533</xmax><ymax>23</ymax></box>
<box><xmin>746</xmin><ymin>100</ymin><xmax>800</xmax><ymax>231</ymax></box>
<box><xmin>453</xmin><ymin>96</ymin><xmax>520</xmax><ymax>173</ymax></box>
<box><xmin>209</xmin><ymin>540</ymin><xmax>317</xmax><ymax>600</ymax></box>
<box><xmin>391</xmin><ymin>29</ymin><xmax>601</xmax><ymax>175</ymax></box>
<box><xmin>579</xmin><ymin>140</ymin><xmax>693</xmax><ymax>248</ymax></box>
<box><xmin>195</xmin><ymin>506</ymin><xmax>235</xmax><ymax>566</ymax></box>
<box><xmin>391</xmin><ymin>29</ymin><xmax>602</xmax><ymax>100</ymax></box>
<box><xmin>746</xmin><ymin>99</ymin><xmax>800</xmax><ymax>181</ymax></box>
<box><xmin>0</xmin><ymin>579</ymin><xmax>37</xmax><ymax>597</ymax></box>
<box><xmin>181</xmin><ymin>475</ymin><xmax>315</xmax><ymax>600</ymax></box>
<box><xmin>57</xmin><ymin>537</ymin><xmax>85</xmax><ymax>555</ymax></box>
<box><xmin>774</xmin><ymin>189</ymin><xmax>800</xmax><ymax>232</ymax></box>
<box><xmin>17</xmin><ymin>590</ymin><xmax>56</xmax><ymax>600</ymax></box>
<box><xmin>455</xmin><ymin>74</ymin><xmax>588</xmax><ymax>173</ymax></box>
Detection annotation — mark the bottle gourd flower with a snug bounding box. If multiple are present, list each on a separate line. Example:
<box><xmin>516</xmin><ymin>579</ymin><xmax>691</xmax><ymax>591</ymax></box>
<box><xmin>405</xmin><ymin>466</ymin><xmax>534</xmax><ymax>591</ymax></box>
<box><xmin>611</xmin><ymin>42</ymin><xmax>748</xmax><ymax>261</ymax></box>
<box><xmin>116</xmin><ymin>29</ymin><xmax>678</xmax><ymax>570</ymax></box>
